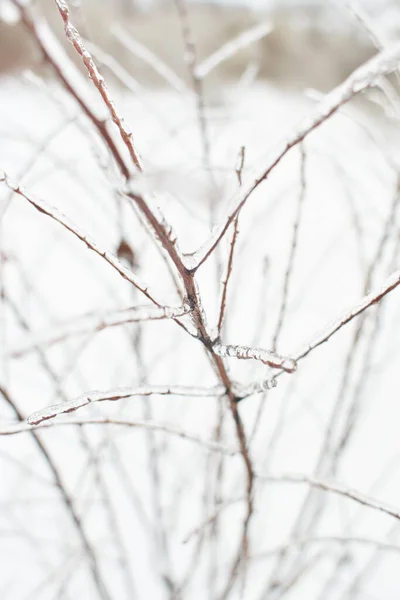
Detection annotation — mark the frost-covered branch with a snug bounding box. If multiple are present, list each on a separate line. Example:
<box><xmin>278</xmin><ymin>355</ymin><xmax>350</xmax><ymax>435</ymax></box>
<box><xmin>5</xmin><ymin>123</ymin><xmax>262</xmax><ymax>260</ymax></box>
<box><xmin>187</xmin><ymin>41</ymin><xmax>400</xmax><ymax>270</ymax></box>
<box><xmin>12</xmin><ymin>0</ymin><xmax>131</xmax><ymax>179</ymax></box>
<box><xmin>0</xmin><ymin>172</ymin><xmax>159</xmax><ymax>304</ymax></box>
<box><xmin>25</xmin><ymin>385</ymin><xmax>226</xmax><ymax>426</ymax></box>
<box><xmin>54</xmin><ymin>0</ymin><xmax>142</xmax><ymax>171</ymax></box>
<box><xmin>112</xmin><ymin>23</ymin><xmax>187</xmax><ymax>94</ymax></box>
<box><xmin>7</xmin><ymin>303</ymin><xmax>191</xmax><ymax>358</ymax></box>
<box><xmin>194</xmin><ymin>20</ymin><xmax>273</xmax><ymax>80</ymax></box>
<box><xmin>257</xmin><ymin>472</ymin><xmax>400</xmax><ymax>522</ymax></box>
<box><xmin>295</xmin><ymin>267</ymin><xmax>400</xmax><ymax>361</ymax></box>
<box><xmin>213</xmin><ymin>342</ymin><xmax>297</xmax><ymax>373</ymax></box>
<box><xmin>217</xmin><ymin>212</ymin><xmax>240</xmax><ymax>335</ymax></box>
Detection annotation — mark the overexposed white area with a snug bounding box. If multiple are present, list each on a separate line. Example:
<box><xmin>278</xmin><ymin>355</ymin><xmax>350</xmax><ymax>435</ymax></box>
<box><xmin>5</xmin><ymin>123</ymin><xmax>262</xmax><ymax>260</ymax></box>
<box><xmin>2</xmin><ymin>6</ymin><xmax>400</xmax><ymax>600</ymax></box>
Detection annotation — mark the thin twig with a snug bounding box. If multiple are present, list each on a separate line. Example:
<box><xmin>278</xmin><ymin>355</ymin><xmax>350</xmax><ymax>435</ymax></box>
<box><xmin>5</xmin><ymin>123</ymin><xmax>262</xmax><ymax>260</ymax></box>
<box><xmin>187</xmin><ymin>41</ymin><xmax>400</xmax><ymax>271</ymax></box>
<box><xmin>0</xmin><ymin>386</ymin><xmax>112</xmax><ymax>600</ymax></box>
<box><xmin>6</xmin><ymin>302</ymin><xmax>191</xmax><ymax>358</ymax></box>
<box><xmin>0</xmin><ymin>416</ymin><xmax>237</xmax><ymax>455</ymax></box>
<box><xmin>23</xmin><ymin>384</ymin><xmax>226</xmax><ymax>426</ymax></box>
<box><xmin>195</xmin><ymin>21</ymin><xmax>273</xmax><ymax>80</ymax></box>
<box><xmin>55</xmin><ymin>0</ymin><xmax>142</xmax><ymax>172</ymax></box>
<box><xmin>272</xmin><ymin>144</ymin><xmax>306</xmax><ymax>351</ymax></box>
<box><xmin>256</xmin><ymin>472</ymin><xmax>400</xmax><ymax>522</ymax></box>
<box><xmin>0</xmin><ymin>171</ymin><xmax>158</xmax><ymax>303</ymax></box>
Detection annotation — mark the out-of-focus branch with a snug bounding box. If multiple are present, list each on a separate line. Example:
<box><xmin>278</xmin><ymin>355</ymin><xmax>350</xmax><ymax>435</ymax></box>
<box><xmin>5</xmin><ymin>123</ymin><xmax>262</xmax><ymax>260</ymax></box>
<box><xmin>187</xmin><ymin>41</ymin><xmax>400</xmax><ymax>271</ymax></box>
<box><xmin>7</xmin><ymin>302</ymin><xmax>191</xmax><ymax>358</ymax></box>
<box><xmin>0</xmin><ymin>386</ymin><xmax>112</xmax><ymax>600</ymax></box>
<box><xmin>257</xmin><ymin>472</ymin><xmax>400</xmax><ymax>522</ymax></box>
<box><xmin>111</xmin><ymin>23</ymin><xmax>188</xmax><ymax>94</ymax></box>
<box><xmin>252</xmin><ymin>535</ymin><xmax>400</xmax><ymax>560</ymax></box>
<box><xmin>0</xmin><ymin>416</ymin><xmax>237</xmax><ymax>455</ymax></box>
<box><xmin>272</xmin><ymin>144</ymin><xmax>306</xmax><ymax>351</ymax></box>
<box><xmin>195</xmin><ymin>21</ymin><xmax>273</xmax><ymax>80</ymax></box>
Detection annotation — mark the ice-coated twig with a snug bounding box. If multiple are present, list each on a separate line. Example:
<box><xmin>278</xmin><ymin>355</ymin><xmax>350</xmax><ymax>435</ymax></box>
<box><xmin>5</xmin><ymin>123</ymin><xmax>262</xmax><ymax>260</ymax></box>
<box><xmin>0</xmin><ymin>171</ymin><xmax>159</xmax><ymax>304</ymax></box>
<box><xmin>256</xmin><ymin>471</ymin><xmax>400</xmax><ymax>522</ymax></box>
<box><xmin>195</xmin><ymin>20</ymin><xmax>273</xmax><ymax>80</ymax></box>
<box><xmin>13</xmin><ymin>0</ymin><xmax>183</xmax><ymax>275</ymax></box>
<box><xmin>295</xmin><ymin>267</ymin><xmax>400</xmax><ymax>362</ymax></box>
<box><xmin>54</xmin><ymin>0</ymin><xmax>142</xmax><ymax>171</ymax></box>
<box><xmin>186</xmin><ymin>41</ymin><xmax>400</xmax><ymax>271</ymax></box>
<box><xmin>7</xmin><ymin>303</ymin><xmax>191</xmax><ymax>358</ymax></box>
<box><xmin>111</xmin><ymin>23</ymin><xmax>188</xmax><ymax>94</ymax></box>
<box><xmin>25</xmin><ymin>385</ymin><xmax>226</xmax><ymax>426</ymax></box>
<box><xmin>232</xmin><ymin>378</ymin><xmax>278</xmax><ymax>399</ymax></box>
<box><xmin>213</xmin><ymin>342</ymin><xmax>297</xmax><ymax>373</ymax></box>
<box><xmin>217</xmin><ymin>217</ymin><xmax>240</xmax><ymax>335</ymax></box>
<box><xmin>217</xmin><ymin>147</ymin><xmax>245</xmax><ymax>336</ymax></box>
<box><xmin>0</xmin><ymin>417</ymin><xmax>237</xmax><ymax>455</ymax></box>
<box><xmin>12</xmin><ymin>0</ymin><xmax>131</xmax><ymax>179</ymax></box>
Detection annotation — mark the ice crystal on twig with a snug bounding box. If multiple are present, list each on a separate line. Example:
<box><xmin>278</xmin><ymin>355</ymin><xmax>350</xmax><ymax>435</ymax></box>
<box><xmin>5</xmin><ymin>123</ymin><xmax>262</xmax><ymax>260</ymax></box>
<box><xmin>213</xmin><ymin>342</ymin><xmax>297</xmax><ymax>373</ymax></box>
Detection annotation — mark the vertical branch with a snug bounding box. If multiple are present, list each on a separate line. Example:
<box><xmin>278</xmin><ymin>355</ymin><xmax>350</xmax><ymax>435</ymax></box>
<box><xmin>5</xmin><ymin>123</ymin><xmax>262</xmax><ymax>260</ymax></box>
<box><xmin>173</xmin><ymin>0</ymin><xmax>212</xmax><ymax>172</ymax></box>
<box><xmin>217</xmin><ymin>146</ymin><xmax>245</xmax><ymax>336</ymax></box>
<box><xmin>54</xmin><ymin>0</ymin><xmax>143</xmax><ymax>172</ymax></box>
<box><xmin>272</xmin><ymin>143</ymin><xmax>306</xmax><ymax>351</ymax></box>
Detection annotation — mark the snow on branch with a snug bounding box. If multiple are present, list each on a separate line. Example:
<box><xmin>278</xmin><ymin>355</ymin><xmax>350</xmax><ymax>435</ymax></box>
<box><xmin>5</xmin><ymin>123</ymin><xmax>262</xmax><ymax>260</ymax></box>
<box><xmin>112</xmin><ymin>23</ymin><xmax>188</xmax><ymax>94</ymax></box>
<box><xmin>213</xmin><ymin>342</ymin><xmax>297</xmax><ymax>373</ymax></box>
<box><xmin>186</xmin><ymin>41</ymin><xmax>400</xmax><ymax>271</ymax></box>
<box><xmin>25</xmin><ymin>385</ymin><xmax>225</xmax><ymax>426</ymax></box>
<box><xmin>194</xmin><ymin>20</ymin><xmax>273</xmax><ymax>80</ymax></box>
<box><xmin>54</xmin><ymin>0</ymin><xmax>142</xmax><ymax>172</ymax></box>
<box><xmin>0</xmin><ymin>171</ymin><xmax>160</xmax><ymax>304</ymax></box>
<box><xmin>6</xmin><ymin>303</ymin><xmax>191</xmax><ymax>359</ymax></box>
<box><xmin>295</xmin><ymin>268</ymin><xmax>400</xmax><ymax>361</ymax></box>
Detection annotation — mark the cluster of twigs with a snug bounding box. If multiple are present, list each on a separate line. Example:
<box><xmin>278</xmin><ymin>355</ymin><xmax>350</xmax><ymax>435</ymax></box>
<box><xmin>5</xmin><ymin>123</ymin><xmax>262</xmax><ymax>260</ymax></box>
<box><xmin>2</xmin><ymin>1</ymin><xmax>400</xmax><ymax>598</ymax></box>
